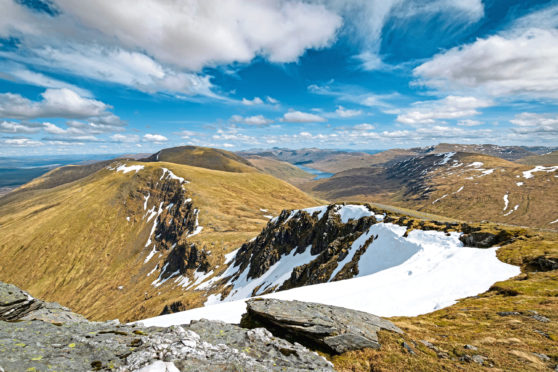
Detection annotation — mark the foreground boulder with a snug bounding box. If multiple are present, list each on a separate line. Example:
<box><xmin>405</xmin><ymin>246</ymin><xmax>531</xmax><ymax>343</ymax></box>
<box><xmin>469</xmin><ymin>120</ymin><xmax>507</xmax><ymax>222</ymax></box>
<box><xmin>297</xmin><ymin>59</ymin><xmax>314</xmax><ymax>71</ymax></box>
<box><xmin>0</xmin><ymin>281</ymin><xmax>86</xmax><ymax>323</ymax></box>
<box><xmin>0</xmin><ymin>281</ymin><xmax>333</xmax><ymax>371</ymax></box>
<box><xmin>242</xmin><ymin>298</ymin><xmax>403</xmax><ymax>354</ymax></box>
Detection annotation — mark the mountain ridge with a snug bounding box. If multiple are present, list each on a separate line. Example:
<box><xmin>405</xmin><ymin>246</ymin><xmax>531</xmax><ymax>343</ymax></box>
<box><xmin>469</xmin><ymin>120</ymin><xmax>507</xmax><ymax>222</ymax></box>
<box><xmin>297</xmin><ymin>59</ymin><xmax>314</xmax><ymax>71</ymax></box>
<box><xmin>304</xmin><ymin>151</ymin><xmax>558</xmax><ymax>229</ymax></box>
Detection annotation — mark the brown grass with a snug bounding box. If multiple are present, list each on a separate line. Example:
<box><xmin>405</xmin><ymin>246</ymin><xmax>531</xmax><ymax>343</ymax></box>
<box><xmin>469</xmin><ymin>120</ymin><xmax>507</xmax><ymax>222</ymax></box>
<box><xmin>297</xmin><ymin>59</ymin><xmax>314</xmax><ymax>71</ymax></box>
<box><xmin>0</xmin><ymin>161</ymin><xmax>321</xmax><ymax>322</ymax></box>
<box><xmin>331</xmin><ymin>229</ymin><xmax>558</xmax><ymax>372</ymax></box>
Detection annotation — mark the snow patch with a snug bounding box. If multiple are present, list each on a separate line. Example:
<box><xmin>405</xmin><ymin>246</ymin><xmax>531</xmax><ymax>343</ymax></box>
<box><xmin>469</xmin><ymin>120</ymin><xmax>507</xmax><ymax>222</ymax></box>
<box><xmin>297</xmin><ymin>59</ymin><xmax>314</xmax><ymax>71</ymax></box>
<box><xmin>152</xmin><ymin>266</ymin><xmax>180</xmax><ymax>288</ymax></box>
<box><xmin>329</xmin><ymin>224</ymin><xmax>414</xmax><ymax>281</ymax></box>
<box><xmin>187</xmin><ymin>209</ymin><xmax>203</xmax><ymax>238</ymax></box>
<box><xmin>523</xmin><ymin>165</ymin><xmax>558</xmax><ymax>179</ymax></box>
<box><xmin>437</xmin><ymin>152</ymin><xmax>455</xmax><ymax>165</ymax></box>
<box><xmin>144</xmin><ymin>246</ymin><xmax>157</xmax><ymax>264</ymax></box>
<box><xmin>115</xmin><ymin>164</ymin><xmax>144</xmax><ymax>174</ymax></box>
<box><xmin>453</xmin><ymin>186</ymin><xmax>464</xmax><ymax>194</ymax></box>
<box><xmin>160</xmin><ymin>167</ymin><xmax>189</xmax><ymax>184</ymax></box>
<box><xmin>143</xmin><ymin>193</ymin><xmax>150</xmax><ymax>211</ymax></box>
<box><xmin>467</xmin><ymin>162</ymin><xmax>484</xmax><ymax>168</ymax></box>
<box><xmin>190</xmin><ymin>270</ymin><xmax>214</xmax><ymax>289</ymax></box>
<box><xmin>335</xmin><ymin>205</ymin><xmax>373</xmax><ymax>223</ymax></box>
<box><xmin>432</xmin><ymin>194</ymin><xmax>448</xmax><ymax>204</ymax></box>
<box><xmin>175</xmin><ymin>276</ymin><xmax>190</xmax><ymax>288</ymax></box>
<box><xmin>503</xmin><ymin>194</ymin><xmax>509</xmax><ymax>211</ymax></box>
<box><xmin>212</xmin><ymin>245</ymin><xmax>318</xmax><ymax>303</ymax></box>
<box><xmin>503</xmin><ymin>204</ymin><xmax>519</xmax><ymax>217</ymax></box>
<box><xmin>516</xmin><ymin>182</ymin><xmax>524</xmax><ymax>187</ymax></box>
<box><xmin>283</xmin><ymin>206</ymin><xmax>328</xmax><ymax>223</ymax></box>
<box><xmin>146</xmin><ymin>264</ymin><xmax>158</xmax><ymax>277</ymax></box>
<box><xmin>224</xmin><ymin>249</ymin><xmax>240</xmax><ymax>264</ymax></box>
<box><xmin>282</xmin><ymin>205</ymin><xmax>372</xmax><ymax>224</ymax></box>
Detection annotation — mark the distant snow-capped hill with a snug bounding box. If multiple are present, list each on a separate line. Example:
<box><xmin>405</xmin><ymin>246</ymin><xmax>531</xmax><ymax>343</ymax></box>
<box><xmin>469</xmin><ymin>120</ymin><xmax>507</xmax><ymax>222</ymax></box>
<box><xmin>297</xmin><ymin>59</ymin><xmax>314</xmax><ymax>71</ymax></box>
<box><xmin>307</xmin><ymin>152</ymin><xmax>558</xmax><ymax>229</ymax></box>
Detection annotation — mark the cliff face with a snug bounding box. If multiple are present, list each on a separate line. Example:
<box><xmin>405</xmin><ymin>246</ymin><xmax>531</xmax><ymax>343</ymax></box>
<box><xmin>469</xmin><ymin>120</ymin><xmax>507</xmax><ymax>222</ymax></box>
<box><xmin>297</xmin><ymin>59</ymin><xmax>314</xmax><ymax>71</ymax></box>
<box><xmin>234</xmin><ymin>205</ymin><xmax>383</xmax><ymax>291</ymax></box>
<box><xmin>133</xmin><ymin>167</ymin><xmax>210</xmax><ymax>283</ymax></box>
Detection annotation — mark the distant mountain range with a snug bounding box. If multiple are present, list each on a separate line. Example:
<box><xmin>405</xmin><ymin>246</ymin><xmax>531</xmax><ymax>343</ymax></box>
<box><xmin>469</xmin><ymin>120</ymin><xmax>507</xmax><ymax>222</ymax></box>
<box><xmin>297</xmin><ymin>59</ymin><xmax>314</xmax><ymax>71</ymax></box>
<box><xmin>239</xmin><ymin>144</ymin><xmax>558</xmax><ymax>229</ymax></box>
<box><xmin>240</xmin><ymin>143</ymin><xmax>557</xmax><ymax>174</ymax></box>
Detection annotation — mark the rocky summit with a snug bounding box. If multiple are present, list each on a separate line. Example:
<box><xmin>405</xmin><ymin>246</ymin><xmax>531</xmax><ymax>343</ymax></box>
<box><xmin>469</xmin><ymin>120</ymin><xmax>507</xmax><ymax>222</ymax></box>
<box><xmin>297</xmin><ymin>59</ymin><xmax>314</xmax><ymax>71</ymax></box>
<box><xmin>0</xmin><ymin>281</ymin><xmax>339</xmax><ymax>371</ymax></box>
<box><xmin>242</xmin><ymin>298</ymin><xmax>403</xmax><ymax>354</ymax></box>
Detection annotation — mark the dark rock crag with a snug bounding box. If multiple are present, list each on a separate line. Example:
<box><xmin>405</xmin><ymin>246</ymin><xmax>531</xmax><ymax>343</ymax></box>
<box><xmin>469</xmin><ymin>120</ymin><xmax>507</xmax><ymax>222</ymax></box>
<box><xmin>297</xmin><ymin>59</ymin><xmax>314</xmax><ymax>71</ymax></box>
<box><xmin>131</xmin><ymin>167</ymin><xmax>210</xmax><ymax>282</ymax></box>
<box><xmin>229</xmin><ymin>205</ymin><xmax>379</xmax><ymax>294</ymax></box>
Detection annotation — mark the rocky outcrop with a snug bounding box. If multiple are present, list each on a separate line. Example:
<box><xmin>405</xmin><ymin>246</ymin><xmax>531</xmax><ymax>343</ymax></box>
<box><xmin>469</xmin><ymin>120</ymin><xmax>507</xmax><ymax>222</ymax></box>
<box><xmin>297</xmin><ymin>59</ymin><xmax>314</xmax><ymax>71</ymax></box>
<box><xmin>527</xmin><ymin>256</ymin><xmax>558</xmax><ymax>271</ymax></box>
<box><xmin>128</xmin><ymin>319</ymin><xmax>334</xmax><ymax>372</ymax></box>
<box><xmin>228</xmin><ymin>205</ymin><xmax>378</xmax><ymax>294</ymax></box>
<box><xmin>133</xmin><ymin>167</ymin><xmax>210</xmax><ymax>281</ymax></box>
<box><xmin>159</xmin><ymin>300</ymin><xmax>187</xmax><ymax>315</ymax></box>
<box><xmin>0</xmin><ymin>282</ymin><xmax>85</xmax><ymax>323</ymax></box>
<box><xmin>459</xmin><ymin>230</ymin><xmax>512</xmax><ymax>248</ymax></box>
<box><xmin>161</xmin><ymin>242</ymin><xmax>210</xmax><ymax>280</ymax></box>
<box><xmin>242</xmin><ymin>298</ymin><xmax>403</xmax><ymax>354</ymax></box>
<box><xmin>0</xmin><ymin>281</ymin><xmax>334</xmax><ymax>371</ymax></box>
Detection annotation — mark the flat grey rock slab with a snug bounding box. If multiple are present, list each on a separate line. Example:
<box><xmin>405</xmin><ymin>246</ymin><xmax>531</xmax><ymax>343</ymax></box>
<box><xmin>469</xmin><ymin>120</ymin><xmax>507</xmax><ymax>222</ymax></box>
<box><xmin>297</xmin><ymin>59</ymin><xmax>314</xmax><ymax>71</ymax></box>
<box><xmin>0</xmin><ymin>281</ymin><xmax>85</xmax><ymax>323</ymax></box>
<box><xmin>244</xmin><ymin>298</ymin><xmax>403</xmax><ymax>354</ymax></box>
<box><xmin>0</xmin><ymin>319</ymin><xmax>334</xmax><ymax>372</ymax></box>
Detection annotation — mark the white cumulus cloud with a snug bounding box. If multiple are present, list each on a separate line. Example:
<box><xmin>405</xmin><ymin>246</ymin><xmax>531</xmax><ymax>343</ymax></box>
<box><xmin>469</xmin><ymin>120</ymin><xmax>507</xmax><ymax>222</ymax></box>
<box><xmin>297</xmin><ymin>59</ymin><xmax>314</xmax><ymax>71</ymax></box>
<box><xmin>335</xmin><ymin>106</ymin><xmax>362</xmax><ymax>118</ymax></box>
<box><xmin>241</xmin><ymin>97</ymin><xmax>264</xmax><ymax>106</ymax></box>
<box><xmin>414</xmin><ymin>5</ymin><xmax>558</xmax><ymax>100</ymax></box>
<box><xmin>0</xmin><ymin>121</ymin><xmax>42</xmax><ymax>134</ymax></box>
<box><xmin>0</xmin><ymin>88</ymin><xmax>112</xmax><ymax>120</ymax></box>
<box><xmin>143</xmin><ymin>133</ymin><xmax>168</xmax><ymax>142</ymax></box>
<box><xmin>231</xmin><ymin>115</ymin><xmax>273</xmax><ymax>126</ymax></box>
<box><xmin>396</xmin><ymin>96</ymin><xmax>492</xmax><ymax>125</ymax></box>
<box><xmin>111</xmin><ymin>133</ymin><xmax>140</xmax><ymax>143</ymax></box>
<box><xmin>281</xmin><ymin>110</ymin><xmax>326</xmax><ymax>123</ymax></box>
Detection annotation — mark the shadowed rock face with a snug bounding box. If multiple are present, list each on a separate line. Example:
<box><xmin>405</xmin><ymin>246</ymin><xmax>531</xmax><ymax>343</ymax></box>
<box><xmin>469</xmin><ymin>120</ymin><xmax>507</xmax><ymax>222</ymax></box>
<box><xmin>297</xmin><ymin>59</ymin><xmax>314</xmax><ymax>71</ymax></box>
<box><xmin>242</xmin><ymin>298</ymin><xmax>403</xmax><ymax>354</ymax></box>
<box><xmin>0</xmin><ymin>281</ymin><xmax>334</xmax><ymax>372</ymax></box>
<box><xmin>459</xmin><ymin>230</ymin><xmax>512</xmax><ymax>248</ymax></box>
<box><xmin>229</xmin><ymin>205</ymin><xmax>379</xmax><ymax>294</ymax></box>
<box><xmin>137</xmin><ymin>169</ymin><xmax>210</xmax><ymax>281</ymax></box>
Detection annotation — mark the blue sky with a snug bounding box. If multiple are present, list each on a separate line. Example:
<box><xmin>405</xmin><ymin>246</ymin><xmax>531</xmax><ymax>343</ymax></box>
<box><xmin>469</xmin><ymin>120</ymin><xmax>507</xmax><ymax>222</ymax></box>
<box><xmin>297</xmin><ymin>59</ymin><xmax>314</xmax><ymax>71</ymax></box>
<box><xmin>0</xmin><ymin>0</ymin><xmax>557</xmax><ymax>155</ymax></box>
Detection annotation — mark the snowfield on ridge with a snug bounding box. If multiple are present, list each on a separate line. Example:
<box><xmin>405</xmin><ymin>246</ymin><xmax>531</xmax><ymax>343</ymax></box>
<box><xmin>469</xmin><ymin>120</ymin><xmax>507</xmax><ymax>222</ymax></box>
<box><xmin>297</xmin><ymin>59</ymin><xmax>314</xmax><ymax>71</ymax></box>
<box><xmin>140</xmin><ymin>204</ymin><xmax>520</xmax><ymax>327</ymax></box>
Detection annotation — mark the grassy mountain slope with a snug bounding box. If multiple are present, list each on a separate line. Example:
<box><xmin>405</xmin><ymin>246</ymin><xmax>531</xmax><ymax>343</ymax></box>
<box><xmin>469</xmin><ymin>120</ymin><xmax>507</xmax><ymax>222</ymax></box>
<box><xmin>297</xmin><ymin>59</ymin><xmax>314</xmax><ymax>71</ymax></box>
<box><xmin>146</xmin><ymin>146</ymin><xmax>257</xmax><ymax>173</ymax></box>
<box><xmin>517</xmin><ymin>150</ymin><xmax>558</xmax><ymax>166</ymax></box>
<box><xmin>0</xmin><ymin>160</ymin><xmax>320</xmax><ymax>322</ymax></box>
<box><xmin>306</xmin><ymin>152</ymin><xmax>558</xmax><ymax>229</ymax></box>
<box><xmin>244</xmin><ymin>155</ymin><xmax>314</xmax><ymax>186</ymax></box>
